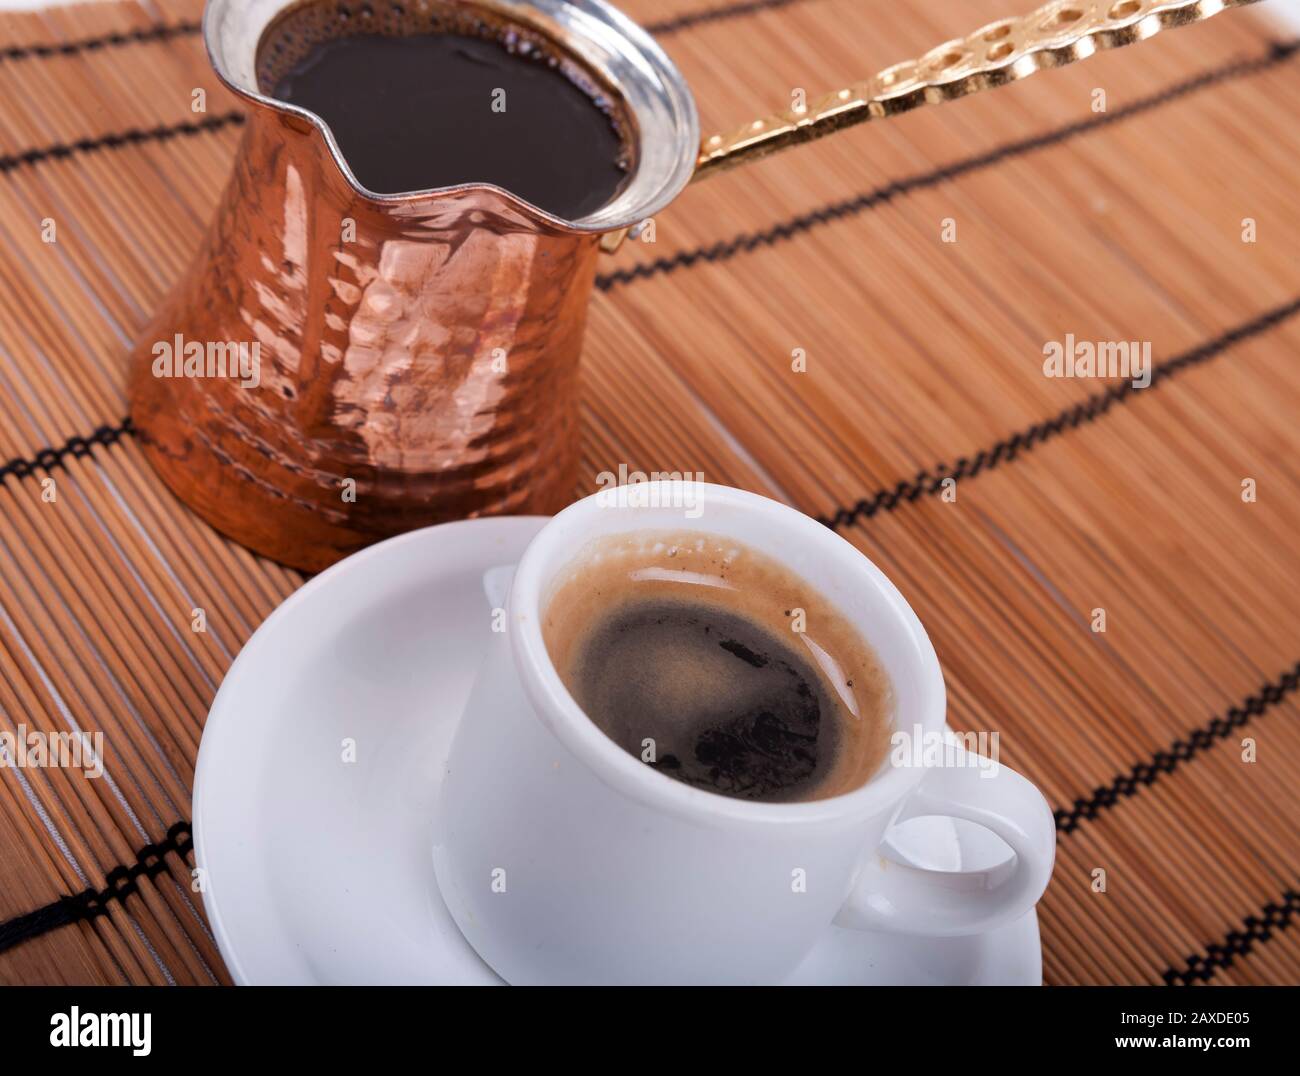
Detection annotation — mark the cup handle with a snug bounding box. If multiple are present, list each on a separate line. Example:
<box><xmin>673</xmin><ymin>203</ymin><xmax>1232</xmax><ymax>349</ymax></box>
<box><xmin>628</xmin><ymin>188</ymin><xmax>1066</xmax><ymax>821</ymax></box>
<box><xmin>834</xmin><ymin>746</ymin><xmax>1056</xmax><ymax>937</ymax></box>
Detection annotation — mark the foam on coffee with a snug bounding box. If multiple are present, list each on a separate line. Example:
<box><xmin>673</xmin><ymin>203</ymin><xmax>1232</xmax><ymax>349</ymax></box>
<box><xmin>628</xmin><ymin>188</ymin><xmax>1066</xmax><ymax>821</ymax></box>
<box><xmin>543</xmin><ymin>530</ymin><xmax>894</xmax><ymax>803</ymax></box>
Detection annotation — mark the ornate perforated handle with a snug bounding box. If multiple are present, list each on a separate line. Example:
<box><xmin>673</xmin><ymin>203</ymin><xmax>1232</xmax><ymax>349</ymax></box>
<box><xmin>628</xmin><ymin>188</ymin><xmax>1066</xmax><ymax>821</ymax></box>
<box><xmin>694</xmin><ymin>0</ymin><xmax>1263</xmax><ymax>179</ymax></box>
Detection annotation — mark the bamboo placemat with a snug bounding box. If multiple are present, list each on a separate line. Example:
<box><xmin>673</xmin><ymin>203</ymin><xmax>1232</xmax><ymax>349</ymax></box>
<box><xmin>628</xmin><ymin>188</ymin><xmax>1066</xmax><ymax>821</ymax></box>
<box><xmin>0</xmin><ymin>0</ymin><xmax>1297</xmax><ymax>985</ymax></box>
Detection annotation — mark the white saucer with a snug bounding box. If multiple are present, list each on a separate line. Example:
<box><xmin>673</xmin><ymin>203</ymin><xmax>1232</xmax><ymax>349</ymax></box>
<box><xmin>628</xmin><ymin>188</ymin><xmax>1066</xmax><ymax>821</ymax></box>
<box><xmin>193</xmin><ymin>517</ymin><xmax>1042</xmax><ymax>985</ymax></box>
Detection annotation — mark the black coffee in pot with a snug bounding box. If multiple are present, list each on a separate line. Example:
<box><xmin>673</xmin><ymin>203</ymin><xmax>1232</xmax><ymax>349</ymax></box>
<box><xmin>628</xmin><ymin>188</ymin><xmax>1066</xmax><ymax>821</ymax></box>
<box><xmin>260</xmin><ymin>5</ymin><xmax>632</xmax><ymax>219</ymax></box>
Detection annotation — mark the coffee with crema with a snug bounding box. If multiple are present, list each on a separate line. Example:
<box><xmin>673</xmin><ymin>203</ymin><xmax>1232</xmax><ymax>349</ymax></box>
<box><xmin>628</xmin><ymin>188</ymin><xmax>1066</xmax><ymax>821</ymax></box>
<box><xmin>543</xmin><ymin>531</ymin><xmax>893</xmax><ymax>803</ymax></box>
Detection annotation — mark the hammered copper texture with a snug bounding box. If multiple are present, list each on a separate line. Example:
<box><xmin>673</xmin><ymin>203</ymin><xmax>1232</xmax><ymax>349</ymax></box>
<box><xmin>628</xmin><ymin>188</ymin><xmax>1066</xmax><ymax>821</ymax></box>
<box><xmin>129</xmin><ymin>108</ymin><xmax>597</xmax><ymax>572</ymax></box>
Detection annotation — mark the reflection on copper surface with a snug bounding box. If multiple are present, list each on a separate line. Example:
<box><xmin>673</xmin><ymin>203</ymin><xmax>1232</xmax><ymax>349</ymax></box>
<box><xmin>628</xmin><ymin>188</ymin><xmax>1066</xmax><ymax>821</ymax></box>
<box><xmin>130</xmin><ymin>107</ymin><xmax>596</xmax><ymax>572</ymax></box>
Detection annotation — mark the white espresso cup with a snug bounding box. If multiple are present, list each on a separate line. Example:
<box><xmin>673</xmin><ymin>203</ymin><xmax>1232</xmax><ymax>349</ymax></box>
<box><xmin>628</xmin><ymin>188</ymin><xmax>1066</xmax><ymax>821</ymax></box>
<box><xmin>432</xmin><ymin>481</ymin><xmax>1056</xmax><ymax>984</ymax></box>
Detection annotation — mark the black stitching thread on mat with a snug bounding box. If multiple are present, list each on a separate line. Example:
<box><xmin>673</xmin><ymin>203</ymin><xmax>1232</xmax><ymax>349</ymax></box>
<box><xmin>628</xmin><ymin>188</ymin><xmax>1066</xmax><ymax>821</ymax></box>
<box><xmin>0</xmin><ymin>20</ymin><xmax>201</xmax><ymax>64</ymax></box>
<box><xmin>0</xmin><ymin>417</ymin><xmax>134</xmax><ymax>484</ymax></box>
<box><xmin>1057</xmin><ymin>662</ymin><xmax>1300</xmax><ymax>834</ymax></box>
<box><xmin>5</xmin><ymin>296</ymin><xmax>1297</xmax><ymax>542</ymax></box>
<box><xmin>0</xmin><ymin>0</ymin><xmax>799</xmax><ymax>64</ymax></box>
<box><xmin>0</xmin><ymin>661</ymin><xmax>1292</xmax><ymax>958</ymax></box>
<box><xmin>0</xmin><ymin>40</ymin><xmax>1292</xmax><ymax>213</ymax></box>
<box><xmin>645</xmin><ymin>0</ymin><xmax>809</xmax><ymax>35</ymax></box>
<box><xmin>0</xmin><ymin>111</ymin><xmax>245</xmax><ymax>176</ymax></box>
<box><xmin>0</xmin><ymin>822</ymin><xmax>191</xmax><ymax>954</ymax></box>
<box><xmin>0</xmin><ymin>2</ymin><xmax>814</xmax><ymax>173</ymax></box>
<box><xmin>1164</xmin><ymin>888</ymin><xmax>1300</xmax><ymax>985</ymax></box>
<box><xmin>596</xmin><ymin>38</ymin><xmax>1300</xmax><ymax>292</ymax></box>
<box><xmin>817</xmin><ymin>295</ymin><xmax>1300</xmax><ymax>532</ymax></box>
<box><xmin>0</xmin><ymin>297</ymin><xmax>1293</xmax><ymax>954</ymax></box>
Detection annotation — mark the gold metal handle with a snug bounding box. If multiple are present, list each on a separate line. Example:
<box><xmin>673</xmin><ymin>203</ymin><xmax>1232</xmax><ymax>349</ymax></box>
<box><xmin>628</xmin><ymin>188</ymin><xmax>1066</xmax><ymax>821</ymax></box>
<box><xmin>693</xmin><ymin>0</ymin><xmax>1263</xmax><ymax>180</ymax></box>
